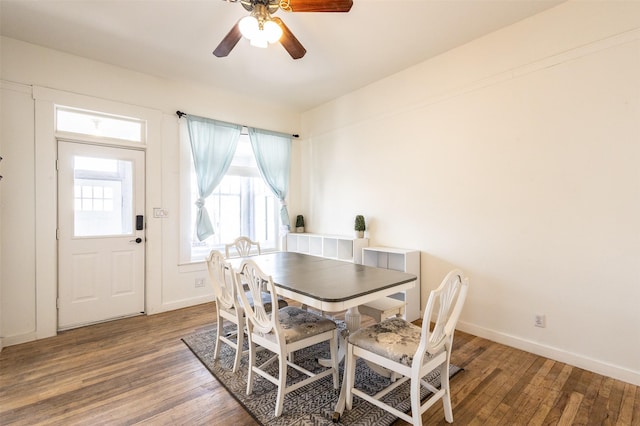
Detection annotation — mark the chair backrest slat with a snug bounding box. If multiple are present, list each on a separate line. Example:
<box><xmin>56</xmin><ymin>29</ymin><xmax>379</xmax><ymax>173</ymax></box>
<box><xmin>421</xmin><ymin>269</ymin><xmax>469</xmax><ymax>355</ymax></box>
<box><xmin>235</xmin><ymin>259</ymin><xmax>279</xmax><ymax>336</ymax></box>
<box><xmin>225</xmin><ymin>236</ymin><xmax>261</xmax><ymax>258</ymax></box>
<box><xmin>206</xmin><ymin>250</ymin><xmax>238</xmax><ymax>311</ymax></box>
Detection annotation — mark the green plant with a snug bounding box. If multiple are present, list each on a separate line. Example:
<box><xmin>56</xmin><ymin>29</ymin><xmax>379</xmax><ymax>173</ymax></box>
<box><xmin>296</xmin><ymin>215</ymin><xmax>305</xmax><ymax>228</ymax></box>
<box><xmin>354</xmin><ymin>215</ymin><xmax>365</xmax><ymax>232</ymax></box>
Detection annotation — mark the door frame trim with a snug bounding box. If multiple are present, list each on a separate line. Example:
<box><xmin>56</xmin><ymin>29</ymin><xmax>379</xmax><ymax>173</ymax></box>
<box><xmin>34</xmin><ymin>86</ymin><xmax>163</xmax><ymax>338</ymax></box>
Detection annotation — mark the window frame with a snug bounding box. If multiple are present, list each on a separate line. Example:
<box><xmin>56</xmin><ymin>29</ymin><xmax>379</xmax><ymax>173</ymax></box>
<box><xmin>180</xmin><ymin>127</ymin><xmax>281</xmax><ymax>264</ymax></box>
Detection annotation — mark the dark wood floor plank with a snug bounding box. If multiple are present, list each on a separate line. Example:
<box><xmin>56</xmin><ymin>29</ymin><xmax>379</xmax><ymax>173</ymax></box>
<box><xmin>573</xmin><ymin>372</ymin><xmax>604</xmax><ymax>425</ymax></box>
<box><xmin>633</xmin><ymin>384</ymin><xmax>640</xmax><ymax>425</ymax></box>
<box><xmin>589</xmin><ymin>376</ymin><xmax>617</xmax><ymax>424</ymax></box>
<box><xmin>451</xmin><ymin>343</ymin><xmax>527</xmax><ymax>425</ymax></box>
<box><xmin>557</xmin><ymin>391</ymin><xmax>584</xmax><ymax>425</ymax></box>
<box><xmin>422</xmin><ymin>346</ymin><xmax>505</xmax><ymax>424</ymax></box>
<box><xmin>530</xmin><ymin>364</ymin><xmax>580</xmax><ymax>425</ymax></box>
<box><xmin>539</xmin><ymin>364</ymin><xmax>578</xmax><ymax>425</ymax></box>
<box><xmin>506</xmin><ymin>359</ymin><xmax>557</xmax><ymax>425</ymax></box>
<box><xmin>616</xmin><ymin>383</ymin><xmax>636</xmax><ymax>426</ymax></box>
<box><xmin>607</xmin><ymin>378</ymin><xmax>628</xmax><ymax>424</ymax></box>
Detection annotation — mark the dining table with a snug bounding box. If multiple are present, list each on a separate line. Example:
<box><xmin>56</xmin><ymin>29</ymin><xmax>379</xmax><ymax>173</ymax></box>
<box><xmin>228</xmin><ymin>250</ymin><xmax>418</xmax><ymax>421</ymax></box>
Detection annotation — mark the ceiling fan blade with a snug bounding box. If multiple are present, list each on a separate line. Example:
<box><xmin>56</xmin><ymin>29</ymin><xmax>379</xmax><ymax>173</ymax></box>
<box><xmin>283</xmin><ymin>0</ymin><xmax>353</xmax><ymax>12</ymax></box>
<box><xmin>273</xmin><ymin>17</ymin><xmax>306</xmax><ymax>59</ymax></box>
<box><xmin>213</xmin><ymin>21</ymin><xmax>242</xmax><ymax>57</ymax></box>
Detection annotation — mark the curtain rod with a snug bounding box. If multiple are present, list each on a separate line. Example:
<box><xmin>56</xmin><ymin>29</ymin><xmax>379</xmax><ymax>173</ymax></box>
<box><xmin>176</xmin><ymin>111</ymin><xmax>299</xmax><ymax>138</ymax></box>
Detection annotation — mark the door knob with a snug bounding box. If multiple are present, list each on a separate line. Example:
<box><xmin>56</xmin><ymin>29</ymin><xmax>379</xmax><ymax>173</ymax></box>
<box><xmin>130</xmin><ymin>237</ymin><xmax>142</xmax><ymax>243</ymax></box>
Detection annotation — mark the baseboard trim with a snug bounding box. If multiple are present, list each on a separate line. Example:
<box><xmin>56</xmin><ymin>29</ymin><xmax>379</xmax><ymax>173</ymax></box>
<box><xmin>457</xmin><ymin>320</ymin><xmax>640</xmax><ymax>387</ymax></box>
<box><xmin>147</xmin><ymin>295</ymin><xmax>215</xmax><ymax>315</ymax></box>
<box><xmin>1</xmin><ymin>296</ymin><xmax>217</xmax><ymax>348</ymax></box>
<box><xmin>2</xmin><ymin>331</ymin><xmax>38</xmax><ymax>348</ymax></box>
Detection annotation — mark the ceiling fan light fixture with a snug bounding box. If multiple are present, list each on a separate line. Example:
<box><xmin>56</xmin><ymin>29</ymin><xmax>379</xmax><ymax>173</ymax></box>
<box><xmin>240</xmin><ymin>17</ymin><xmax>282</xmax><ymax>47</ymax></box>
<box><xmin>250</xmin><ymin>37</ymin><xmax>269</xmax><ymax>48</ymax></box>
<box><xmin>239</xmin><ymin>15</ymin><xmax>259</xmax><ymax>39</ymax></box>
<box><xmin>263</xmin><ymin>19</ymin><xmax>283</xmax><ymax>43</ymax></box>
<box><xmin>237</xmin><ymin>3</ymin><xmax>282</xmax><ymax>49</ymax></box>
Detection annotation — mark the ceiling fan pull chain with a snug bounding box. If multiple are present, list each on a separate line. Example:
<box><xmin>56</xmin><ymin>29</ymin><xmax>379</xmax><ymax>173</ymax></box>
<box><xmin>279</xmin><ymin>0</ymin><xmax>292</xmax><ymax>12</ymax></box>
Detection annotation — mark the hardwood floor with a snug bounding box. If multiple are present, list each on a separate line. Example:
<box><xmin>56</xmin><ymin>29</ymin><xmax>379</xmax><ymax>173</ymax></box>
<box><xmin>1</xmin><ymin>302</ymin><xmax>638</xmax><ymax>425</ymax></box>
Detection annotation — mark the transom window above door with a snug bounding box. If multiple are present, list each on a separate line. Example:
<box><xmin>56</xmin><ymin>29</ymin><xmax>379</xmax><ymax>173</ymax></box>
<box><xmin>56</xmin><ymin>106</ymin><xmax>146</xmax><ymax>143</ymax></box>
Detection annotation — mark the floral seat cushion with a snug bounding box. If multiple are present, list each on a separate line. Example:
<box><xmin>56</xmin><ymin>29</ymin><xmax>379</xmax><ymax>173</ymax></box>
<box><xmin>348</xmin><ymin>317</ymin><xmax>431</xmax><ymax>367</ymax></box>
<box><xmin>275</xmin><ymin>306</ymin><xmax>337</xmax><ymax>344</ymax></box>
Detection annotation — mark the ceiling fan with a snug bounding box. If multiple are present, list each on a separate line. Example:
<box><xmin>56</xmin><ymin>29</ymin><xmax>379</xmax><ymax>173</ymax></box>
<box><xmin>213</xmin><ymin>0</ymin><xmax>353</xmax><ymax>60</ymax></box>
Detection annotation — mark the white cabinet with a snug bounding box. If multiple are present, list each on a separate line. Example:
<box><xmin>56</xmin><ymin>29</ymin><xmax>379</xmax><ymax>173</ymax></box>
<box><xmin>286</xmin><ymin>233</ymin><xmax>369</xmax><ymax>264</ymax></box>
<box><xmin>362</xmin><ymin>247</ymin><xmax>421</xmax><ymax>322</ymax></box>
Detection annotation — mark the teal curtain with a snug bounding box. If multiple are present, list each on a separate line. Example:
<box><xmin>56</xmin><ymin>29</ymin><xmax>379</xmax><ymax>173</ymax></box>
<box><xmin>248</xmin><ymin>128</ymin><xmax>291</xmax><ymax>229</ymax></box>
<box><xmin>186</xmin><ymin>115</ymin><xmax>241</xmax><ymax>240</ymax></box>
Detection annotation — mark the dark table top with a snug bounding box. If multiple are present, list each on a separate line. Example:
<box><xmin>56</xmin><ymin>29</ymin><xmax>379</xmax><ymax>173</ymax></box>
<box><xmin>230</xmin><ymin>251</ymin><xmax>417</xmax><ymax>311</ymax></box>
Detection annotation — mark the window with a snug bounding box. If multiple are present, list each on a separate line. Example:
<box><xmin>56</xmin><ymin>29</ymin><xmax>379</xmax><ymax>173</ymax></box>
<box><xmin>73</xmin><ymin>156</ymin><xmax>134</xmax><ymax>237</ymax></box>
<box><xmin>187</xmin><ymin>134</ymin><xmax>279</xmax><ymax>262</ymax></box>
<box><xmin>56</xmin><ymin>107</ymin><xmax>145</xmax><ymax>142</ymax></box>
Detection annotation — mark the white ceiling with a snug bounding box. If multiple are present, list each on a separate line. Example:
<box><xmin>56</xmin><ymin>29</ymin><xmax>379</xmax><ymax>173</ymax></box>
<box><xmin>0</xmin><ymin>0</ymin><xmax>564</xmax><ymax>112</ymax></box>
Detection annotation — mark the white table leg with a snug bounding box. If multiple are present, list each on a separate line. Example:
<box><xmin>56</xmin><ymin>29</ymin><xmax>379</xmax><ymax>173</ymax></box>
<box><xmin>331</xmin><ymin>306</ymin><xmax>362</xmax><ymax>422</ymax></box>
<box><xmin>343</xmin><ymin>306</ymin><xmax>361</xmax><ymax>334</ymax></box>
<box><xmin>319</xmin><ymin>305</ymin><xmax>361</xmax><ymax>366</ymax></box>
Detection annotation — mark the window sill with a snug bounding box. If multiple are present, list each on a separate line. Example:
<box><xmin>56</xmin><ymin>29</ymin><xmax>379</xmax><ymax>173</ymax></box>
<box><xmin>178</xmin><ymin>248</ymin><xmax>280</xmax><ymax>272</ymax></box>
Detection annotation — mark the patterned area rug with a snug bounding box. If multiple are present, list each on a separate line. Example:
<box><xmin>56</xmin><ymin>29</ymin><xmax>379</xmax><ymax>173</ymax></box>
<box><xmin>182</xmin><ymin>324</ymin><xmax>461</xmax><ymax>426</ymax></box>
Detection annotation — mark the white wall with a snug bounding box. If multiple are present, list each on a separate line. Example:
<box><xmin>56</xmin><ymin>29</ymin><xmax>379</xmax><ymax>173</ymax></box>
<box><xmin>300</xmin><ymin>1</ymin><xmax>640</xmax><ymax>385</ymax></box>
<box><xmin>0</xmin><ymin>82</ymin><xmax>36</xmax><ymax>347</ymax></box>
<box><xmin>0</xmin><ymin>37</ymin><xmax>301</xmax><ymax>345</ymax></box>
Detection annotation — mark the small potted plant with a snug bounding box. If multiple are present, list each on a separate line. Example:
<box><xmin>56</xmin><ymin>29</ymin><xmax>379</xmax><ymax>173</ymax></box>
<box><xmin>296</xmin><ymin>215</ymin><xmax>305</xmax><ymax>233</ymax></box>
<box><xmin>354</xmin><ymin>215</ymin><xmax>365</xmax><ymax>238</ymax></box>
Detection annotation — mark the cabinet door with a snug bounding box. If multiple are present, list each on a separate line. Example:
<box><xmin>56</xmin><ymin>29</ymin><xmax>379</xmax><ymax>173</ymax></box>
<box><xmin>286</xmin><ymin>233</ymin><xmax>297</xmax><ymax>252</ymax></box>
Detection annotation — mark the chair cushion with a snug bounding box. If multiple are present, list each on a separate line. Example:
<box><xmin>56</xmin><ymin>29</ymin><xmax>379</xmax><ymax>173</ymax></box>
<box><xmin>278</xmin><ymin>306</ymin><xmax>337</xmax><ymax>344</ymax></box>
<box><xmin>348</xmin><ymin>317</ymin><xmax>426</xmax><ymax>367</ymax></box>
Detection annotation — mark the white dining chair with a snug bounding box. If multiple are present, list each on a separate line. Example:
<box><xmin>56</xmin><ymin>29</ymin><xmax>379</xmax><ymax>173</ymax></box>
<box><xmin>206</xmin><ymin>250</ymin><xmax>287</xmax><ymax>372</ymax></box>
<box><xmin>225</xmin><ymin>236</ymin><xmax>261</xmax><ymax>258</ymax></box>
<box><xmin>345</xmin><ymin>269</ymin><xmax>469</xmax><ymax>425</ymax></box>
<box><xmin>206</xmin><ymin>250</ymin><xmax>247</xmax><ymax>373</ymax></box>
<box><xmin>235</xmin><ymin>258</ymin><xmax>340</xmax><ymax>417</ymax></box>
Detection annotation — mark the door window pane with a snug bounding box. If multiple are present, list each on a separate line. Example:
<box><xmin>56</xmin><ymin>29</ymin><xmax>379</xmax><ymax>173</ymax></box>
<box><xmin>73</xmin><ymin>156</ymin><xmax>133</xmax><ymax>237</ymax></box>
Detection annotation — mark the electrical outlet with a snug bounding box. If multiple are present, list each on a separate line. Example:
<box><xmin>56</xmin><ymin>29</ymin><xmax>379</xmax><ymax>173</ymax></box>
<box><xmin>534</xmin><ymin>314</ymin><xmax>546</xmax><ymax>328</ymax></box>
<box><xmin>195</xmin><ymin>278</ymin><xmax>206</xmax><ymax>288</ymax></box>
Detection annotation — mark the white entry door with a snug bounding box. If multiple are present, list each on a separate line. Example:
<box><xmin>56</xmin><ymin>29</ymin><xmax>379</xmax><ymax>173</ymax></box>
<box><xmin>57</xmin><ymin>141</ymin><xmax>145</xmax><ymax>329</ymax></box>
